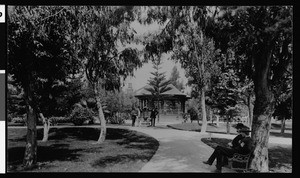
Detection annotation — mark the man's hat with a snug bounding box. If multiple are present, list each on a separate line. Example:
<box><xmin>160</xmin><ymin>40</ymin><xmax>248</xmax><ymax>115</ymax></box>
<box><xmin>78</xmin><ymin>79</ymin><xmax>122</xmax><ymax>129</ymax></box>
<box><xmin>239</xmin><ymin>127</ymin><xmax>251</xmax><ymax>133</ymax></box>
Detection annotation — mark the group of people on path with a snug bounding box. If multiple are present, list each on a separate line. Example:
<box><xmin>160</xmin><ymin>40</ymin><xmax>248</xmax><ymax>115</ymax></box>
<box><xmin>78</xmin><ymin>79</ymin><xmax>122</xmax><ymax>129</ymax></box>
<box><xmin>131</xmin><ymin>106</ymin><xmax>158</xmax><ymax>127</ymax></box>
<box><xmin>203</xmin><ymin>123</ymin><xmax>254</xmax><ymax>173</ymax></box>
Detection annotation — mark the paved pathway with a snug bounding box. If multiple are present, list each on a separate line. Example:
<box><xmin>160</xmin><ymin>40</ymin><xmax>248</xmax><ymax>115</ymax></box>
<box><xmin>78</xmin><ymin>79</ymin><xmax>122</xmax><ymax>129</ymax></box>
<box><xmin>127</xmin><ymin>125</ymin><xmax>236</xmax><ymax>173</ymax></box>
<box><xmin>125</xmin><ymin>120</ymin><xmax>292</xmax><ymax>173</ymax></box>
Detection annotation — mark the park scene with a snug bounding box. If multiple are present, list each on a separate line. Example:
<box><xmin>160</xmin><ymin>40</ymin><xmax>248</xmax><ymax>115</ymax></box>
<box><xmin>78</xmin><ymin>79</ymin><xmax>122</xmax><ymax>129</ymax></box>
<box><xmin>7</xmin><ymin>6</ymin><xmax>292</xmax><ymax>173</ymax></box>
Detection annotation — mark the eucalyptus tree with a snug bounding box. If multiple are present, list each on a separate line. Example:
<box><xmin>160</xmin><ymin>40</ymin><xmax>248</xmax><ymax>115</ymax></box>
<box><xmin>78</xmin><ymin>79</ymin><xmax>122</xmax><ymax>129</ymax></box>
<box><xmin>137</xmin><ymin>6</ymin><xmax>293</xmax><ymax>171</ymax></box>
<box><xmin>169</xmin><ymin>66</ymin><xmax>184</xmax><ymax>91</ymax></box>
<box><xmin>138</xmin><ymin>6</ymin><xmax>220</xmax><ymax>133</ymax></box>
<box><xmin>75</xmin><ymin>6</ymin><xmax>142</xmax><ymax>143</ymax></box>
<box><xmin>208</xmin><ymin>6</ymin><xmax>293</xmax><ymax>172</ymax></box>
<box><xmin>8</xmin><ymin>6</ymin><xmax>81</xmax><ymax>168</ymax></box>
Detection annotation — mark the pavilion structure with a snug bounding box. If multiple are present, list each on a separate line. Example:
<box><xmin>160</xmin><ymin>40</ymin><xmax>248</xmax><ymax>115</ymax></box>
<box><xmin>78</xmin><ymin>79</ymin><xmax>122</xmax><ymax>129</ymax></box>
<box><xmin>134</xmin><ymin>84</ymin><xmax>191</xmax><ymax>115</ymax></box>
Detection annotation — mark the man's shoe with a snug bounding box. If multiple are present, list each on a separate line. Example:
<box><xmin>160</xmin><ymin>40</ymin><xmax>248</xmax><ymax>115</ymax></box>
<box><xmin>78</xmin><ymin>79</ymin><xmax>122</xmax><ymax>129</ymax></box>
<box><xmin>203</xmin><ymin>161</ymin><xmax>212</xmax><ymax>165</ymax></box>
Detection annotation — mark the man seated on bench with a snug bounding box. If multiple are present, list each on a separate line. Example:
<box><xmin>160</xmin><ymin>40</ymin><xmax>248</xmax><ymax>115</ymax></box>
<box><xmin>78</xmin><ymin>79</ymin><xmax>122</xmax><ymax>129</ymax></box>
<box><xmin>203</xmin><ymin>127</ymin><xmax>253</xmax><ymax>173</ymax></box>
<box><xmin>228</xmin><ymin>123</ymin><xmax>249</xmax><ymax>148</ymax></box>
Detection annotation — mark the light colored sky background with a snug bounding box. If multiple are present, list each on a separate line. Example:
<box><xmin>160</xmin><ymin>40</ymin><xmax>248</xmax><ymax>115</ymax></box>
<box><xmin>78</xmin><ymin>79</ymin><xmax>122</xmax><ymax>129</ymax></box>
<box><xmin>122</xmin><ymin>20</ymin><xmax>191</xmax><ymax>94</ymax></box>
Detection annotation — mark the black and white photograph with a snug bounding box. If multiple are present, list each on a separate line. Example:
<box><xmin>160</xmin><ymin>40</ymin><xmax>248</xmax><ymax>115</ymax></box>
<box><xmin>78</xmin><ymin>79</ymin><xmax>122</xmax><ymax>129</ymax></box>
<box><xmin>5</xmin><ymin>6</ymin><xmax>292</xmax><ymax>173</ymax></box>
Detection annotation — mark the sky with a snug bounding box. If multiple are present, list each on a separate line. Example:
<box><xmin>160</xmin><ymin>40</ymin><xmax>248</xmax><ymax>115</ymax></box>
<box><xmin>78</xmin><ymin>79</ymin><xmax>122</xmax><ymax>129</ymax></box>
<box><xmin>122</xmin><ymin>20</ymin><xmax>191</xmax><ymax>94</ymax></box>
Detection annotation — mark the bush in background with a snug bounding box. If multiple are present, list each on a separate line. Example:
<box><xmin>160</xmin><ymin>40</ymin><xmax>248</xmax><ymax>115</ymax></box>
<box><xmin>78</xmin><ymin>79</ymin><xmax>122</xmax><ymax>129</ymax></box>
<box><xmin>48</xmin><ymin>116</ymin><xmax>70</xmax><ymax>125</ymax></box>
<box><xmin>107</xmin><ymin>114</ymin><xmax>125</xmax><ymax>125</ymax></box>
<box><xmin>187</xmin><ymin>107</ymin><xmax>198</xmax><ymax>122</ymax></box>
<box><xmin>11</xmin><ymin>117</ymin><xmax>26</xmax><ymax>124</ymax></box>
<box><xmin>69</xmin><ymin>107</ymin><xmax>94</xmax><ymax>126</ymax></box>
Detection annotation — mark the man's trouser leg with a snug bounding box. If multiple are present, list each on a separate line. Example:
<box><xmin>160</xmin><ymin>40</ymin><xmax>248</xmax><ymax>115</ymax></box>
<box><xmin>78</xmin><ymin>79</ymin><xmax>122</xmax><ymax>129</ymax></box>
<box><xmin>215</xmin><ymin>146</ymin><xmax>235</xmax><ymax>170</ymax></box>
<box><xmin>132</xmin><ymin>116</ymin><xmax>136</xmax><ymax>126</ymax></box>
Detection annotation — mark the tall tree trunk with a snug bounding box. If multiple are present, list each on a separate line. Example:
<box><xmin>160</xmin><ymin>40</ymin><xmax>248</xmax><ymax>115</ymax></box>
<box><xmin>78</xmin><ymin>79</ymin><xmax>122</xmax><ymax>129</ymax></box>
<box><xmin>96</xmin><ymin>95</ymin><xmax>106</xmax><ymax>143</ymax></box>
<box><xmin>40</xmin><ymin>113</ymin><xmax>50</xmax><ymax>142</ymax></box>
<box><xmin>157</xmin><ymin>100</ymin><xmax>160</xmax><ymax>123</ymax></box>
<box><xmin>190</xmin><ymin>9</ymin><xmax>207</xmax><ymax>133</ymax></box>
<box><xmin>23</xmin><ymin>79</ymin><xmax>37</xmax><ymax>169</ymax></box>
<box><xmin>216</xmin><ymin>115</ymin><xmax>220</xmax><ymax>127</ymax></box>
<box><xmin>248</xmin><ymin>94</ymin><xmax>253</xmax><ymax>129</ymax></box>
<box><xmin>200</xmin><ymin>89</ymin><xmax>207</xmax><ymax>133</ymax></box>
<box><xmin>281</xmin><ymin>117</ymin><xmax>286</xmax><ymax>134</ymax></box>
<box><xmin>226</xmin><ymin>117</ymin><xmax>230</xmax><ymax>134</ymax></box>
<box><xmin>250</xmin><ymin>47</ymin><xmax>275</xmax><ymax>172</ymax></box>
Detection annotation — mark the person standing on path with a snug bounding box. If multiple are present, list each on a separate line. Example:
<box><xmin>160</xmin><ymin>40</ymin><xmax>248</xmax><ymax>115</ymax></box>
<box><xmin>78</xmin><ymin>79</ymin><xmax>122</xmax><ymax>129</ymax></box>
<box><xmin>136</xmin><ymin>106</ymin><xmax>141</xmax><ymax>127</ymax></box>
<box><xmin>203</xmin><ymin>127</ymin><xmax>254</xmax><ymax>173</ymax></box>
<box><xmin>150</xmin><ymin>107</ymin><xmax>158</xmax><ymax>127</ymax></box>
<box><xmin>131</xmin><ymin>106</ymin><xmax>138</xmax><ymax>127</ymax></box>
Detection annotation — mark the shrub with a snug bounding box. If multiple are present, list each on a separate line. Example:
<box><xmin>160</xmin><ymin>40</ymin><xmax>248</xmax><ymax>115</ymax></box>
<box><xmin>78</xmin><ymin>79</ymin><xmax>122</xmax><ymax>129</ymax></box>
<box><xmin>69</xmin><ymin>107</ymin><xmax>93</xmax><ymax>126</ymax></box>
<box><xmin>107</xmin><ymin>114</ymin><xmax>125</xmax><ymax>125</ymax></box>
<box><xmin>7</xmin><ymin>114</ymin><xmax>13</xmax><ymax>122</ymax></box>
<box><xmin>11</xmin><ymin>117</ymin><xmax>26</xmax><ymax>125</ymax></box>
<box><xmin>187</xmin><ymin>107</ymin><xmax>198</xmax><ymax>121</ymax></box>
<box><xmin>49</xmin><ymin>117</ymin><xmax>70</xmax><ymax>124</ymax></box>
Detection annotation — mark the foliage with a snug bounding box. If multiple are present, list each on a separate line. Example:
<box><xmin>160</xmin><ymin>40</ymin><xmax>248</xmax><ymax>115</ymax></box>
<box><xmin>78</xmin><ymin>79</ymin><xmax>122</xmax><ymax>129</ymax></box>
<box><xmin>7</xmin><ymin>75</ymin><xmax>26</xmax><ymax>119</ymax></box>
<box><xmin>73</xmin><ymin>6</ymin><xmax>144</xmax><ymax>142</ymax></box>
<box><xmin>8</xmin><ymin>6</ymin><xmax>82</xmax><ymax>167</ymax></box>
<box><xmin>69</xmin><ymin>106</ymin><xmax>94</xmax><ymax>126</ymax></box>
<box><xmin>209</xmin><ymin>6</ymin><xmax>293</xmax><ymax>172</ymax></box>
<box><xmin>76</xmin><ymin>6</ymin><xmax>143</xmax><ymax>90</ymax></box>
<box><xmin>205</xmin><ymin>50</ymin><xmax>241</xmax><ymax>115</ymax></box>
<box><xmin>168</xmin><ymin>66</ymin><xmax>184</xmax><ymax>91</ymax></box>
<box><xmin>53</xmin><ymin>77</ymin><xmax>85</xmax><ymax>117</ymax></box>
<box><xmin>107</xmin><ymin>114</ymin><xmax>125</xmax><ymax>125</ymax></box>
<box><xmin>48</xmin><ymin>116</ymin><xmax>71</xmax><ymax>124</ymax></box>
<box><xmin>273</xmin><ymin>94</ymin><xmax>292</xmax><ymax>120</ymax></box>
<box><xmin>187</xmin><ymin>107</ymin><xmax>198</xmax><ymax>121</ymax></box>
<box><xmin>8</xmin><ymin>6</ymin><xmax>80</xmax><ymax>96</ymax></box>
<box><xmin>11</xmin><ymin>117</ymin><xmax>26</xmax><ymax>124</ymax></box>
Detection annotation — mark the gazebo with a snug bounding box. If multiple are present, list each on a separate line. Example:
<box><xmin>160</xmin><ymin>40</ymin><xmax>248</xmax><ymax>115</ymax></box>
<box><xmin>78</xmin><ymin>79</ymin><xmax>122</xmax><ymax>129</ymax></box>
<box><xmin>134</xmin><ymin>84</ymin><xmax>191</xmax><ymax>115</ymax></box>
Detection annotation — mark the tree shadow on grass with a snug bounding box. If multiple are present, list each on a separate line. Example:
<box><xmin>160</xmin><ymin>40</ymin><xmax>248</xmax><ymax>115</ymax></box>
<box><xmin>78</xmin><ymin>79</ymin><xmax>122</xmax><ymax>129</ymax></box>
<box><xmin>91</xmin><ymin>154</ymin><xmax>150</xmax><ymax>168</ymax></box>
<box><xmin>8</xmin><ymin>127</ymin><xmax>159</xmax><ymax>172</ymax></box>
<box><xmin>269</xmin><ymin>131</ymin><xmax>292</xmax><ymax>138</ymax></box>
<box><xmin>7</xmin><ymin>143</ymin><xmax>83</xmax><ymax>171</ymax></box>
<box><xmin>268</xmin><ymin>146</ymin><xmax>292</xmax><ymax>170</ymax></box>
<box><xmin>8</xmin><ymin>143</ymin><xmax>83</xmax><ymax>163</ymax></box>
<box><xmin>47</xmin><ymin>127</ymin><xmax>100</xmax><ymax>141</ymax></box>
<box><xmin>115</xmin><ymin>130</ymin><xmax>159</xmax><ymax>150</ymax></box>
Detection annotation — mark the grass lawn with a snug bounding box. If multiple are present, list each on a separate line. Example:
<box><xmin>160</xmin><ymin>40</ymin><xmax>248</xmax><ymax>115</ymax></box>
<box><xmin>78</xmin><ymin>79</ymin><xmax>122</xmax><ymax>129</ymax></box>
<box><xmin>167</xmin><ymin>122</ymin><xmax>292</xmax><ymax>173</ymax></box>
<box><xmin>7</xmin><ymin>127</ymin><xmax>159</xmax><ymax>172</ymax></box>
<box><xmin>167</xmin><ymin>122</ymin><xmax>292</xmax><ymax>138</ymax></box>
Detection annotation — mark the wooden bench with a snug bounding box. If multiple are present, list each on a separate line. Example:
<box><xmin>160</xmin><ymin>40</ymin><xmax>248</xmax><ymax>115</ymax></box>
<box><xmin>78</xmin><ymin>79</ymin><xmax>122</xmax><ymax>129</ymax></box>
<box><xmin>139</xmin><ymin>117</ymin><xmax>151</xmax><ymax>126</ymax></box>
<box><xmin>227</xmin><ymin>151</ymin><xmax>254</xmax><ymax>172</ymax></box>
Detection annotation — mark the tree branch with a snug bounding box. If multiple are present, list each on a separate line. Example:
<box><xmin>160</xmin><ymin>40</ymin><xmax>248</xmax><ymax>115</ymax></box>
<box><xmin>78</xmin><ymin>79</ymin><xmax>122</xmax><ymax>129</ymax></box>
<box><xmin>39</xmin><ymin>7</ymin><xmax>66</xmax><ymax>23</ymax></box>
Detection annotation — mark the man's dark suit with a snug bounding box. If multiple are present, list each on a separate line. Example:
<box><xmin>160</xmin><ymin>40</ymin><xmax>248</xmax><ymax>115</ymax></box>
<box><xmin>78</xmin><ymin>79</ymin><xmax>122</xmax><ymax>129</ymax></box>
<box><xmin>206</xmin><ymin>136</ymin><xmax>254</xmax><ymax>171</ymax></box>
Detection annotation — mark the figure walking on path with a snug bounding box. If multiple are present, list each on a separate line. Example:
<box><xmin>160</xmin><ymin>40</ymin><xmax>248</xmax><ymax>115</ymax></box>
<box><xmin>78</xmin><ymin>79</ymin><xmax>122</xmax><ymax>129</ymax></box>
<box><xmin>131</xmin><ymin>106</ymin><xmax>139</xmax><ymax>127</ymax></box>
<box><xmin>150</xmin><ymin>107</ymin><xmax>158</xmax><ymax>127</ymax></box>
<box><xmin>136</xmin><ymin>106</ymin><xmax>141</xmax><ymax>127</ymax></box>
<box><xmin>203</xmin><ymin>127</ymin><xmax>254</xmax><ymax>173</ymax></box>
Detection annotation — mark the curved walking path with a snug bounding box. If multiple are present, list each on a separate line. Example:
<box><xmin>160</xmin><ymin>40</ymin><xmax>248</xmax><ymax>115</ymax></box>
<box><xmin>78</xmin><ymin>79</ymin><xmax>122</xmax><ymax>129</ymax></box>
<box><xmin>126</xmin><ymin>122</ymin><xmax>292</xmax><ymax>173</ymax></box>
<box><xmin>127</xmin><ymin>125</ymin><xmax>235</xmax><ymax>173</ymax></box>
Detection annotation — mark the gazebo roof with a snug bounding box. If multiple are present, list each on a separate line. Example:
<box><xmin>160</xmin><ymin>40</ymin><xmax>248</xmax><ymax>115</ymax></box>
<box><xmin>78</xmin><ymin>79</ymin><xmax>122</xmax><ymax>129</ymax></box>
<box><xmin>134</xmin><ymin>84</ymin><xmax>190</xmax><ymax>99</ymax></box>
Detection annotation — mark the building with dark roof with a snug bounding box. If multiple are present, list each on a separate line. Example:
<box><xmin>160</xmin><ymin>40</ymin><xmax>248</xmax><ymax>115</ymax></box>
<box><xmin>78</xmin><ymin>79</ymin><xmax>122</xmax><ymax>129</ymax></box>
<box><xmin>134</xmin><ymin>84</ymin><xmax>191</xmax><ymax>115</ymax></box>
